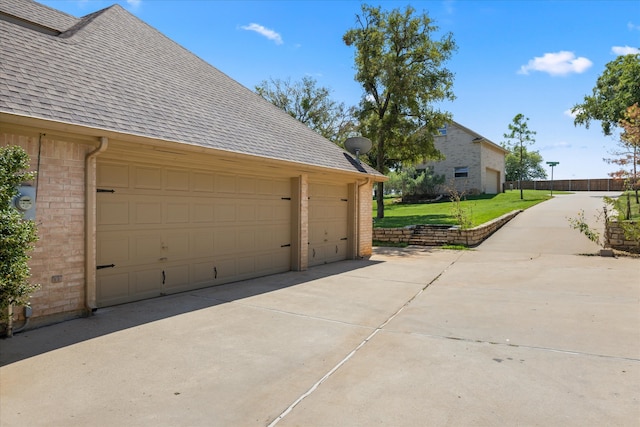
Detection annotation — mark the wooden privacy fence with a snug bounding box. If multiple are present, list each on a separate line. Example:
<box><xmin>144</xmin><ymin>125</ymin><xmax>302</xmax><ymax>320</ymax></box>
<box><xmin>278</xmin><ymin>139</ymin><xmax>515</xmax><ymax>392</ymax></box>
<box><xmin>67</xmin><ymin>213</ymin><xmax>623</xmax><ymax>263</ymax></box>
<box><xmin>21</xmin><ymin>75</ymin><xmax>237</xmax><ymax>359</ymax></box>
<box><xmin>503</xmin><ymin>179</ymin><xmax>626</xmax><ymax>192</ymax></box>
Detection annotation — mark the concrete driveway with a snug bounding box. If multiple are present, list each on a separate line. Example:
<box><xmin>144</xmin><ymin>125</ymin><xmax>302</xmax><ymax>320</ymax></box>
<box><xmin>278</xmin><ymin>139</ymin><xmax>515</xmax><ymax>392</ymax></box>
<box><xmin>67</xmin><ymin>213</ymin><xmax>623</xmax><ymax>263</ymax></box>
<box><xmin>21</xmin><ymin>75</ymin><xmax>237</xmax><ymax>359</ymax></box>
<box><xmin>1</xmin><ymin>192</ymin><xmax>638</xmax><ymax>426</ymax></box>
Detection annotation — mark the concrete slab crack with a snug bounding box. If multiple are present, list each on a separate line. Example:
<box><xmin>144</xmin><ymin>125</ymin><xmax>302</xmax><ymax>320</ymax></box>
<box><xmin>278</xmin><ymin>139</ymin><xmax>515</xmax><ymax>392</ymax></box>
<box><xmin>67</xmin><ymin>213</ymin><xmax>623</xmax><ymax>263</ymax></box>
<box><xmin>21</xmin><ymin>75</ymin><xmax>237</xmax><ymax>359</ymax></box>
<box><xmin>267</xmin><ymin>252</ymin><xmax>463</xmax><ymax>426</ymax></box>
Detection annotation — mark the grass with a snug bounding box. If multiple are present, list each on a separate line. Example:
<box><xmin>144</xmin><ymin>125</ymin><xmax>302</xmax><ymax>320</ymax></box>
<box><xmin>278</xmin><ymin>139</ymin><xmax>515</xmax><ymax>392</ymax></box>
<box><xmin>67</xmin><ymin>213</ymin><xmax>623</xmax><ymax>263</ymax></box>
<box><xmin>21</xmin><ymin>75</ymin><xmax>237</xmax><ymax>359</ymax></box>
<box><xmin>613</xmin><ymin>191</ymin><xmax>640</xmax><ymax>220</ymax></box>
<box><xmin>373</xmin><ymin>190</ymin><xmax>564</xmax><ymax>228</ymax></box>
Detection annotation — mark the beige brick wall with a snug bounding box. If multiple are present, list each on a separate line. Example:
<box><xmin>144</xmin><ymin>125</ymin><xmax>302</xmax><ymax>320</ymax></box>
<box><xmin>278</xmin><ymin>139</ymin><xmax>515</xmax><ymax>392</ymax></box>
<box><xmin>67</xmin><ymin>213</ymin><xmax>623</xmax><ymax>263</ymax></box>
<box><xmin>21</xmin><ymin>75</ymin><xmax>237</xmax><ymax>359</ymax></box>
<box><xmin>417</xmin><ymin>123</ymin><xmax>505</xmax><ymax>195</ymax></box>
<box><xmin>358</xmin><ymin>180</ymin><xmax>373</xmax><ymax>257</ymax></box>
<box><xmin>1</xmin><ymin>132</ymin><xmax>94</xmax><ymax>324</ymax></box>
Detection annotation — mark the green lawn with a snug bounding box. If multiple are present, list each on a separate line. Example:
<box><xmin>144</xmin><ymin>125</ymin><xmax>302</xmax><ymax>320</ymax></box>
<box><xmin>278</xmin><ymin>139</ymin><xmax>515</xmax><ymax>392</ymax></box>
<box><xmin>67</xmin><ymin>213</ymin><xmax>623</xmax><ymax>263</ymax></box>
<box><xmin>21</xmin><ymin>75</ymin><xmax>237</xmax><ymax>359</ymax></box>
<box><xmin>614</xmin><ymin>191</ymin><xmax>640</xmax><ymax>220</ymax></box>
<box><xmin>373</xmin><ymin>190</ymin><xmax>562</xmax><ymax>228</ymax></box>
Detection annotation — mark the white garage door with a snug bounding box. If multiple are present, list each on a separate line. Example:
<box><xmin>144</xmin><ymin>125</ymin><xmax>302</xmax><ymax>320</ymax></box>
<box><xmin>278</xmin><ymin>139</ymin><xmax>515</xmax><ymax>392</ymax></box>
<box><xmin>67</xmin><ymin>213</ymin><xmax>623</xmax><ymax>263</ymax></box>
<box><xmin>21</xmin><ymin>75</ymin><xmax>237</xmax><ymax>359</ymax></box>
<box><xmin>96</xmin><ymin>160</ymin><xmax>292</xmax><ymax>307</ymax></box>
<box><xmin>308</xmin><ymin>182</ymin><xmax>349</xmax><ymax>267</ymax></box>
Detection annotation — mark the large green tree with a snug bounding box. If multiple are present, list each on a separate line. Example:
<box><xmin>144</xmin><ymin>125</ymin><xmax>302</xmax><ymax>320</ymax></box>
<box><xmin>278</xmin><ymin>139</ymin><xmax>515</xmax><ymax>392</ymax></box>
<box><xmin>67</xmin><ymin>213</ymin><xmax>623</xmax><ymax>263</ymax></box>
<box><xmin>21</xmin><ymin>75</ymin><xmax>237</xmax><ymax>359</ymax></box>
<box><xmin>0</xmin><ymin>146</ymin><xmax>39</xmax><ymax>332</ymax></box>
<box><xmin>572</xmin><ymin>53</ymin><xmax>640</xmax><ymax>136</ymax></box>
<box><xmin>255</xmin><ymin>76</ymin><xmax>357</xmax><ymax>145</ymax></box>
<box><xmin>343</xmin><ymin>4</ymin><xmax>456</xmax><ymax>218</ymax></box>
<box><xmin>503</xmin><ymin>147</ymin><xmax>547</xmax><ymax>182</ymax></box>
<box><xmin>607</xmin><ymin>103</ymin><xmax>640</xmax><ymax>204</ymax></box>
<box><xmin>503</xmin><ymin>114</ymin><xmax>537</xmax><ymax>199</ymax></box>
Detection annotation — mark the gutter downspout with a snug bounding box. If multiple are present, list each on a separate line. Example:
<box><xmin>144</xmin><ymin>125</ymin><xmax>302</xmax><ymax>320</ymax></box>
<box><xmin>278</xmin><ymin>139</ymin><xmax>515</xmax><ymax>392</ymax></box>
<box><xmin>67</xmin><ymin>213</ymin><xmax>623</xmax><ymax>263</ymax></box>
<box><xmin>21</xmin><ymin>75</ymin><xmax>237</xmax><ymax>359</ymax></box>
<box><xmin>85</xmin><ymin>137</ymin><xmax>108</xmax><ymax>314</ymax></box>
<box><xmin>356</xmin><ymin>178</ymin><xmax>372</xmax><ymax>259</ymax></box>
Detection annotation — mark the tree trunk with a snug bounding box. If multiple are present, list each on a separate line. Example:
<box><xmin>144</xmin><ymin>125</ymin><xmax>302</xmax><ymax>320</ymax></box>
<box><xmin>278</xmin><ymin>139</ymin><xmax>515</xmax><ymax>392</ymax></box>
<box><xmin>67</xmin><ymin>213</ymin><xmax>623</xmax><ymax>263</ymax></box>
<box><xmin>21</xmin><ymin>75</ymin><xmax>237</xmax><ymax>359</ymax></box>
<box><xmin>376</xmin><ymin>134</ymin><xmax>385</xmax><ymax>219</ymax></box>
<box><xmin>376</xmin><ymin>181</ymin><xmax>385</xmax><ymax>219</ymax></box>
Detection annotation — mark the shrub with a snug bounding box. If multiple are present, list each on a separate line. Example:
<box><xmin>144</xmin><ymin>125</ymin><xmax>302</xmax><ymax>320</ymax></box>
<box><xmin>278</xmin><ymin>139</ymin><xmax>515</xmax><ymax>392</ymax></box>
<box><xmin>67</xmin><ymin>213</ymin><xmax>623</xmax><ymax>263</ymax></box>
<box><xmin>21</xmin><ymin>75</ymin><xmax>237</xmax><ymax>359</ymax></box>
<box><xmin>0</xmin><ymin>146</ymin><xmax>39</xmax><ymax>328</ymax></box>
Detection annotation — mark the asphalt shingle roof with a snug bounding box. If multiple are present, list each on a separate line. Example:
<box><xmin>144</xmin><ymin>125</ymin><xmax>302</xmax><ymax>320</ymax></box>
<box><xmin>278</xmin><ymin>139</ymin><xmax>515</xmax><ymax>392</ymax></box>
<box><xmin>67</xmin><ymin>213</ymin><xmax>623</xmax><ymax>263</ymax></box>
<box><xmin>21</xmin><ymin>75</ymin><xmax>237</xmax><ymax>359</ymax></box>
<box><xmin>0</xmin><ymin>0</ymin><xmax>383</xmax><ymax>177</ymax></box>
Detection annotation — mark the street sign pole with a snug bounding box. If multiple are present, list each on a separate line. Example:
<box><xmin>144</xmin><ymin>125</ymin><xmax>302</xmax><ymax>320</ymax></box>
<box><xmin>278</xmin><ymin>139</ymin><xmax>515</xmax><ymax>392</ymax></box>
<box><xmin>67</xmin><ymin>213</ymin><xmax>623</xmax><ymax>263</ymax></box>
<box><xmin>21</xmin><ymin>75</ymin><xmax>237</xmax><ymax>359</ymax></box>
<box><xmin>546</xmin><ymin>161</ymin><xmax>559</xmax><ymax>196</ymax></box>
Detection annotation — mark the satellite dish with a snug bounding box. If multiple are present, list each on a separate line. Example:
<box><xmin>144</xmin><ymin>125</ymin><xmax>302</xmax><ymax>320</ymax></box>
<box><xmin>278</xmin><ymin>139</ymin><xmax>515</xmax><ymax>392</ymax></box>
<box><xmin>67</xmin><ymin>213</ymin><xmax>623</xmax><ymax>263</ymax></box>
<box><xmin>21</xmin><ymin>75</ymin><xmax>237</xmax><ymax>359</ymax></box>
<box><xmin>344</xmin><ymin>136</ymin><xmax>372</xmax><ymax>164</ymax></box>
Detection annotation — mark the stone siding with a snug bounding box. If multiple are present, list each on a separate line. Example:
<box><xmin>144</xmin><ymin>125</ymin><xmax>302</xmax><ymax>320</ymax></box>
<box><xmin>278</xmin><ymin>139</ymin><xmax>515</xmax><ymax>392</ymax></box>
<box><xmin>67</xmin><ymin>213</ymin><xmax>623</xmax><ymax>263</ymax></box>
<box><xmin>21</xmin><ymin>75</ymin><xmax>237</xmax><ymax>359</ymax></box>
<box><xmin>607</xmin><ymin>220</ymin><xmax>640</xmax><ymax>253</ymax></box>
<box><xmin>373</xmin><ymin>210</ymin><xmax>522</xmax><ymax>247</ymax></box>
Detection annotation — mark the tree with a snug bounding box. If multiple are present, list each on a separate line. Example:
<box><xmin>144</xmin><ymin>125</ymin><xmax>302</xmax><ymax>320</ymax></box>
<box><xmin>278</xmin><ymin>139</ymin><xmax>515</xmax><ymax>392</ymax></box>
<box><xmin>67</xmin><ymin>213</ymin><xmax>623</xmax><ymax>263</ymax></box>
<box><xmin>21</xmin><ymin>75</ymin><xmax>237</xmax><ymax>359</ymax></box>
<box><xmin>607</xmin><ymin>103</ymin><xmax>640</xmax><ymax>204</ymax></box>
<box><xmin>503</xmin><ymin>114</ymin><xmax>537</xmax><ymax>199</ymax></box>
<box><xmin>343</xmin><ymin>4</ymin><xmax>457</xmax><ymax>218</ymax></box>
<box><xmin>503</xmin><ymin>147</ymin><xmax>547</xmax><ymax>182</ymax></box>
<box><xmin>255</xmin><ymin>76</ymin><xmax>357</xmax><ymax>145</ymax></box>
<box><xmin>0</xmin><ymin>146</ymin><xmax>39</xmax><ymax>332</ymax></box>
<box><xmin>572</xmin><ymin>54</ymin><xmax>640</xmax><ymax>136</ymax></box>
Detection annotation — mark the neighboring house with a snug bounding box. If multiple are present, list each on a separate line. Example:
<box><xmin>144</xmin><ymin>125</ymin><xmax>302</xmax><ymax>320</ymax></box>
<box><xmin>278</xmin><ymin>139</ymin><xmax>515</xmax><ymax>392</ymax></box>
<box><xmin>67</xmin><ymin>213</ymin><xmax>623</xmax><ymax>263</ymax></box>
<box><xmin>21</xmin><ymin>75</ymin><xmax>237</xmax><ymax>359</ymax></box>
<box><xmin>415</xmin><ymin>121</ymin><xmax>507</xmax><ymax>195</ymax></box>
<box><xmin>0</xmin><ymin>0</ymin><xmax>385</xmax><ymax>327</ymax></box>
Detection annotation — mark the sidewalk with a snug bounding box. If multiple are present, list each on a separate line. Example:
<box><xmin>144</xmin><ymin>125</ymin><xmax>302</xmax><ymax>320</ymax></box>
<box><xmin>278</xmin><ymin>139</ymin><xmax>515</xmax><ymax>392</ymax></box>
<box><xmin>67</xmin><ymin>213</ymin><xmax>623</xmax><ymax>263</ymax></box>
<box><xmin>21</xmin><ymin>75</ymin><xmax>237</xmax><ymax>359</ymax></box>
<box><xmin>1</xmin><ymin>192</ymin><xmax>638</xmax><ymax>426</ymax></box>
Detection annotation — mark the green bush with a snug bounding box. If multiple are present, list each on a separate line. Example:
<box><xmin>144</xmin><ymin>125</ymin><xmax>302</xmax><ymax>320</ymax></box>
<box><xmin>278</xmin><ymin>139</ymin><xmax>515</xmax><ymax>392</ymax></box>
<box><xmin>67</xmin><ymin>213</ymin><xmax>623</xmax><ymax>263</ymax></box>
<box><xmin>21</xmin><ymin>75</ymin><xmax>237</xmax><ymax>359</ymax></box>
<box><xmin>0</xmin><ymin>146</ymin><xmax>39</xmax><ymax>326</ymax></box>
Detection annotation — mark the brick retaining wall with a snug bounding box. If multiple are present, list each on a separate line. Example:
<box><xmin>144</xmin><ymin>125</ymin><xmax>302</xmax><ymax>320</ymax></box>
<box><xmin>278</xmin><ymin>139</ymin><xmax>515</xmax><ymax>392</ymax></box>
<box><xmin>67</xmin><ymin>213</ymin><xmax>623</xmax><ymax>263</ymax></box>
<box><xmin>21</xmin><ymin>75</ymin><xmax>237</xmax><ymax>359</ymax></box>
<box><xmin>373</xmin><ymin>210</ymin><xmax>522</xmax><ymax>247</ymax></box>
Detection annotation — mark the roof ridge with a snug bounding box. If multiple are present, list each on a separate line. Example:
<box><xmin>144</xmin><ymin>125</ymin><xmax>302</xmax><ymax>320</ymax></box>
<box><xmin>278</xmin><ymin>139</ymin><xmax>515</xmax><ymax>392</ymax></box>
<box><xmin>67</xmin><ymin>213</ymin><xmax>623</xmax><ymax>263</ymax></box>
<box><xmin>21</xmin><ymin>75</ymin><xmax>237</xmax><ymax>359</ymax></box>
<box><xmin>58</xmin><ymin>4</ymin><xmax>119</xmax><ymax>39</ymax></box>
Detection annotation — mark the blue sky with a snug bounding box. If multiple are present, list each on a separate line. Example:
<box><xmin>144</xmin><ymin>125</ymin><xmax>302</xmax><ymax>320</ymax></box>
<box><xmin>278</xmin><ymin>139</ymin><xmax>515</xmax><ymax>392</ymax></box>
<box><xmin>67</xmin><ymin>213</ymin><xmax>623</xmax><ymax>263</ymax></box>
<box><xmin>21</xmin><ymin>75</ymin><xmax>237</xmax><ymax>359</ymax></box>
<box><xmin>39</xmin><ymin>0</ymin><xmax>640</xmax><ymax>179</ymax></box>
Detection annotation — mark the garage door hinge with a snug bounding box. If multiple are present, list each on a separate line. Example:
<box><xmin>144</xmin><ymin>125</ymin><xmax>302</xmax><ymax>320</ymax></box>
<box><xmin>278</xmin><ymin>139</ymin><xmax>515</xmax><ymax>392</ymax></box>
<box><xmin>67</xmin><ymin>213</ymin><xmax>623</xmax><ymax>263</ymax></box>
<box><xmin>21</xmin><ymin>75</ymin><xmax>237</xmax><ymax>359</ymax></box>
<box><xmin>281</xmin><ymin>197</ymin><xmax>291</xmax><ymax>200</ymax></box>
<box><xmin>340</xmin><ymin>237</ymin><xmax>348</xmax><ymax>241</ymax></box>
<box><xmin>281</xmin><ymin>243</ymin><xmax>291</xmax><ymax>247</ymax></box>
<box><xmin>341</xmin><ymin>198</ymin><xmax>348</xmax><ymax>202</ymax></box>
<box><xmin>96</xmin><ymin>264</ymin><xmax>115</xmax><ymax>270</ymax></box>
<box><xmin>97</xmin><ymin>188</ymin><xmax>115</xmax><ymax>193</ymax></box>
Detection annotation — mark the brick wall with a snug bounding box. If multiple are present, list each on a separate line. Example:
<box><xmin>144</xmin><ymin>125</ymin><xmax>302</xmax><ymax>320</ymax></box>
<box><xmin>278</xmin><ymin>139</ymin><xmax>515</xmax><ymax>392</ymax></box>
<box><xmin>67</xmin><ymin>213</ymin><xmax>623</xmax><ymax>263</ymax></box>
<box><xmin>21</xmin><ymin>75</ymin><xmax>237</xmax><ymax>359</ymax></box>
<box><xmin>358</xmin><ymin>181</ymin><xmax>373</xmax><ymax>257</ymax></box>
<box><xmin>1</xmin><ymin>132</ymin><xmax>94</xmax><ymax>326</ymax></box>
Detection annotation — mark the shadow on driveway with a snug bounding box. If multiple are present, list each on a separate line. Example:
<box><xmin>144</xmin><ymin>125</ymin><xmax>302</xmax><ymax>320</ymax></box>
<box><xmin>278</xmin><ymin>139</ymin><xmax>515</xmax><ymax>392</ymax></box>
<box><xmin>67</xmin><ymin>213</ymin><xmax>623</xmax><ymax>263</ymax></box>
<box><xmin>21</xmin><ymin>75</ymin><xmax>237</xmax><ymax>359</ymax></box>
<box><xmin>1</xmin><ymin>258</ymin><xmax>383</xmax><ymax>366</ymax></box>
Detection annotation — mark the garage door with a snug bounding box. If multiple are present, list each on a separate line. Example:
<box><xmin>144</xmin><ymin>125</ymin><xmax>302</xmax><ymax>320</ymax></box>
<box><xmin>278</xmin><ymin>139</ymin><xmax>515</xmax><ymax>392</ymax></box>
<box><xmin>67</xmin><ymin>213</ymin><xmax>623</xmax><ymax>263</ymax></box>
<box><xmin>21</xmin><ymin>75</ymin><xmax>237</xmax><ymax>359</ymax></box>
<box><xmin>96</xmin><ymin>160</ymin><xmax>292</xmax><ymax>307</ymax></box>
<box><xmin>308</xmin><ymin>182</ymin><xmax>349</xmax><ymax>267</ymax></box>
<box><xmin>485</xmin><ymin>168</ymin><xmax>500</xmax><ymax>194</ymax></box>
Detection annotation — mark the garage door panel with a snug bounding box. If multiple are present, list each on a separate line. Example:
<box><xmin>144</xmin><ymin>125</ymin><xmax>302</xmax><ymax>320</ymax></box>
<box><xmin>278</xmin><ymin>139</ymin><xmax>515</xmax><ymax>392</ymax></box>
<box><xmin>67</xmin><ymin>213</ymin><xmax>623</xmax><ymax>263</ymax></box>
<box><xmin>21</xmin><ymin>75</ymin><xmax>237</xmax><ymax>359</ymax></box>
<box><xmin>237</xmin><ymin>202</ymin><xmax>256</xmax><ymax>222</ymax></box>
<box><xmin>166</xmin><ymin>202</ymin><xmax>189</xmax><ymax>223</ymax></box>
<box><xmin>193</xmin><ymin>202</ymin><xmax>214</xmax><ymax>223</ymax></box>
<box><xmin>192</xmin><ymin>261</ymin><xmax>215</xmax><ymax>285</ymax></box>
<box><xmin>215</xmin><ymin>229</ymin><xmax>236</xmax><ymax>253</ymax></box>
<box><xmin>98</xmin><ymin>163</ymin><xmax>129</xmax><ymax>188</ymax></box>
<box><xmin>216</xmin><ymin>174</ymin><xmax>236</xmax><ymax>193</ymax></box>
<box><xmin>237</xmin><ymin>176</ymin><xmax>256</xmax><ymax>194</ymax></box>
<box><xmin>165</xmin><ymin>232</ymin><xmax>190</xmax><ymax>259</ymax></box>
<box><xmin>133</xmin><ymin>268</ymin><xmax>160</xmax><ymax>293</ymax></box>
<box><xmin>163</xmin><ymin>264</ymin><xmax>190</xmax><ymax>292</ymax></box>
<box><xmin>134</xmin><ymin>166</ymin><xmax>162</xmax><ymax>189</ymax></box>
<box><xmin>134</xmin><ymin>201</ymin><xmax>162</xmax><ymax>224</ymax></box>
<box><xmin>215</xmin><ymin>201</ymin><xmax>236</xmax><ymax>222</ymax></box>
<box><xmin>98</xmin><ymin>200</ymin><xmax>129</xmax><ymax>226</ymax></box>
<box><xmin>165</xmin><ymin>169</ymin><xmax>189</xmax><ymax>191</ymax></box>
<box><xmin>193</xmin><ymin>230</ymin><xmax>214</xmax><ymax>254</ymax></box>
<box><xmin>193</xmin><ymin>172</ymin><xmax>215</xmax><ymax>192</ymax></box>
<box><xmin>97</xmin><ymin>272</ymin><xmax>130</xmax><ymax>306</ymax></box>
<box><xmin>133</xmin><ymin>234</ymin><xmax>162</xmax><ymax>262</ymax></box>
<box><xmin>238</xmin><ymin>228</ymin><xmax>255</xmax><ymax>249</ymax></box>
<box><xmin>97</xmin><ymin>233</ymin><xmax>130</xmax><ymax>265</ymax></box>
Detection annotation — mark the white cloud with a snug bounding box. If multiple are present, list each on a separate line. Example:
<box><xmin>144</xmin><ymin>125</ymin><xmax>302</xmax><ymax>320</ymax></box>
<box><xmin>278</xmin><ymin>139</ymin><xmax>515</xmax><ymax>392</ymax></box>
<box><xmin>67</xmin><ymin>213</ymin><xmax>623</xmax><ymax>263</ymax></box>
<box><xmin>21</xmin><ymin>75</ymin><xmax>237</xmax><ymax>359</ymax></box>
<box><xmin>541</xmin><ymin>141</ymin><xmax>572</xmax><ymax>150</ymax></box>
<box><xmin>611</xmin><ymin>45</ymin><xmax>640</xmax><ymax>55</ymax></box>
<box><xmin>240</xmin><ymin>23</ymin><xmax>283</xmax><ymax>45</ymax></box>
<box><xmin>125</xmin><ymin>0</ymin><xmax>141</xmax><ymax>9</ymax></box>
<box><xmin>518</xmin><ymin>51</ymin><xmax>593</xmax><ymax>76</ymax></box>
<box><xmin>628</xmin><ymin>22</ymin><xmax>640</xmax><ymax>31</ymax></box>
<box><xmin>564</xmin><ymin>108</ymin><xmax>580</xmax><ymax>119</ymax></box>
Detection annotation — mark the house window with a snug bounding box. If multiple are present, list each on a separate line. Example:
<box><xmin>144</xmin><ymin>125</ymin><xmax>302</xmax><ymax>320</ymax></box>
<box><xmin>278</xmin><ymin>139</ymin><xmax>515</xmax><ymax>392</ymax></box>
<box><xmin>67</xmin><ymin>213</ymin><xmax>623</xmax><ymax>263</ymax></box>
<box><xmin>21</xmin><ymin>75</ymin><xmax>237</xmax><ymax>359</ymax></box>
<box><xmin>454</xmin><ymin>167</ymin><xmax>468</xmax><ymax>178</ymax></box>
<box><xmin>437</xmin><ymin>124</ymin><xmax>448</xmax><ymax>136</ymax></box>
